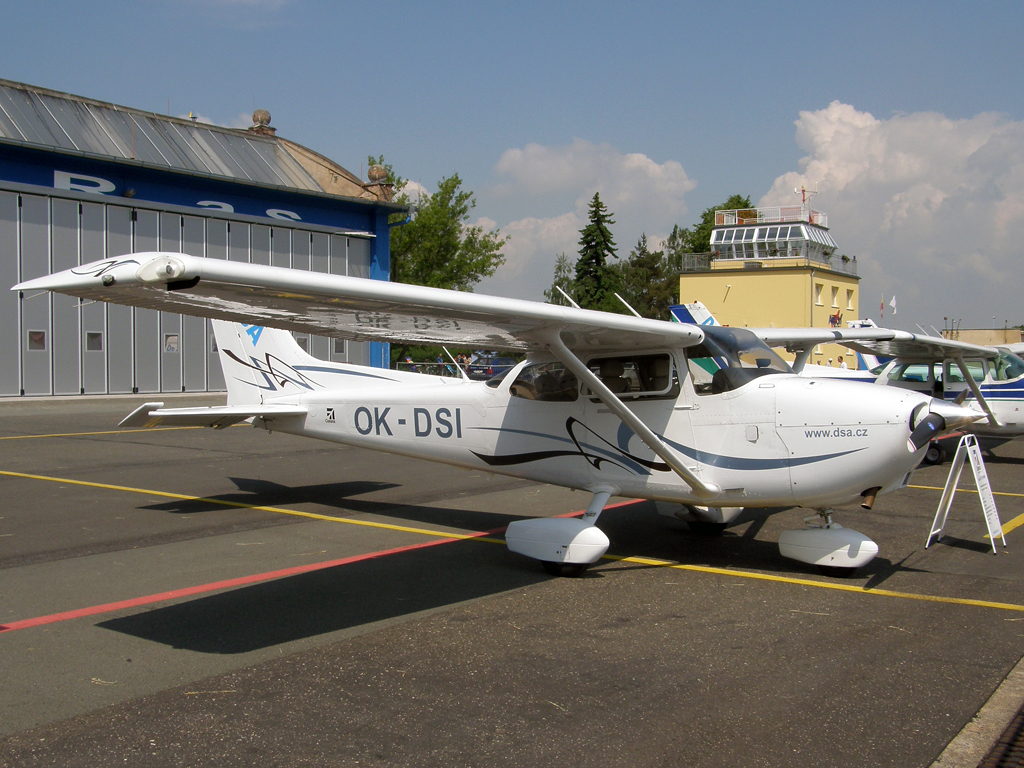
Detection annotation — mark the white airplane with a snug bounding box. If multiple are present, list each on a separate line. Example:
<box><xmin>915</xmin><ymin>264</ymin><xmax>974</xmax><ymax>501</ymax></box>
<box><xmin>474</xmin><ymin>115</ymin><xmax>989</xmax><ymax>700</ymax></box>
<box><xmin>13</xmin><ymin>253</ymin><xmax>982</xmax><ymax>575</ymax></box>
<box><xmin>838</xmin><ymin>337</ymin><xmax>1024</xmax><ymax>464</ymax></box>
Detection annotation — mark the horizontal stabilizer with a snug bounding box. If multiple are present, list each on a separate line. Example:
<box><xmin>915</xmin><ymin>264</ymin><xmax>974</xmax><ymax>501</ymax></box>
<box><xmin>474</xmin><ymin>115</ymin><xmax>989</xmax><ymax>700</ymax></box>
<box><xmin>119</xmin><ymin>402</ymin><xmax>308</xmax><ymax>430</ymax></box>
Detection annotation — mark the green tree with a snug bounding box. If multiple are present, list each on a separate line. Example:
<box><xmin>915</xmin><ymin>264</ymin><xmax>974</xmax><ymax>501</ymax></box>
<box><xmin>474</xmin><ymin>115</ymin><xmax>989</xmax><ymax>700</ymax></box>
<box><xmin>611</xmin><ymin>234</ymin><xmax>677</xmax><ymax>319</ymax></box>
<box><xmin>389</xmin><ymin>173</ymin><xmax>507</xmax><ymax>291</ymax></box>
<box><xmin>574</xmin><ymin>193</ymin><xmax>621</xmax><ymax>312</ymax></box>
<box><xmin>543</xmin><ymin>252</ymin><xmax>576</xmax><ymax>306</ymax></box>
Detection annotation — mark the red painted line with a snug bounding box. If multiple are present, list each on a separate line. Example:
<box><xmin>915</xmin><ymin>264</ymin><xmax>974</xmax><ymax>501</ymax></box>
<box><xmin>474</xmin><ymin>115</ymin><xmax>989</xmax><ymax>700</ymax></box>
<box><xmin>0</xmin><ymin>498</ymin><xmax>644</xmax><ymax>635</ymax></box>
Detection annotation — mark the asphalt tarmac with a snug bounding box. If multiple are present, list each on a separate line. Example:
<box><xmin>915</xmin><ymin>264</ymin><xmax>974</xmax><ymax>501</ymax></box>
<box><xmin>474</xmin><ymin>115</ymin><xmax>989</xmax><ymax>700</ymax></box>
<box><xmin>1</xmin><ymin>396</ymin><xmax>1023</xmax><ymax>767</ymax></box>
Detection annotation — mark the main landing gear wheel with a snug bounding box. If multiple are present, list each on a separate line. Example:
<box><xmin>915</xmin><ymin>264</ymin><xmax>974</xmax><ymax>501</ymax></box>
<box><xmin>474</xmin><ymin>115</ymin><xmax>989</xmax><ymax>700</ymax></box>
<box><xmin>686</xmin><ymin>520</ymin><xmax>728</xmax><ymax>536</ymax></box>
<box><xmin>542</xmin><ymin>561</ymin><xmax>591</xmax><ymax>578</ymax></box>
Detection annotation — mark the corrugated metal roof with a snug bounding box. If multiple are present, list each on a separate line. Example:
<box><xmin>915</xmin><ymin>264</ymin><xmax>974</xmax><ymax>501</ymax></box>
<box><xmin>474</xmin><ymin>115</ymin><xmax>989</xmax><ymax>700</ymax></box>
<box><xmin>0</xmin><ymin>79</ymin><xmax>325</xmax><ymax>193</ymax></box>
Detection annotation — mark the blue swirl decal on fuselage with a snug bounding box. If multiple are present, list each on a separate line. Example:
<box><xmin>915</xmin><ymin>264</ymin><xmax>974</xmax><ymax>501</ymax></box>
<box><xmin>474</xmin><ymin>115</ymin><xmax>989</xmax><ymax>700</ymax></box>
<box><xmin>470</xmin><ymin>418</ymin><xmax>863</xmax><ymax>474</ymax></box>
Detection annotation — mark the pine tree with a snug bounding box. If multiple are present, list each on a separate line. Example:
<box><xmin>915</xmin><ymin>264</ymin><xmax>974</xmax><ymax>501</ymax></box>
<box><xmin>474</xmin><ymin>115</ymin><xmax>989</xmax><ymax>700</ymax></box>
<box><xmin>574</xmin><ymin>193</ymin><xmax>620</xmax><ymax>312</ymax></box>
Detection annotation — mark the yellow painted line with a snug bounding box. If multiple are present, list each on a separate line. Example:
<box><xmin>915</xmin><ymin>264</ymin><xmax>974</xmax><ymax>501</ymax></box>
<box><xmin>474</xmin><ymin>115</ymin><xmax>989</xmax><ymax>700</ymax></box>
<box><xmin>3</xmin><ymin>469</ymin><xmax>1022</xmax><ymax>613</ymax></box>
<box><xmin>0</xmin><ymin>470</ymin><xmax>504</xmax><ymax>544</ymax></box>
<box><xmin>603</xmin><ymin>555</ymin><xmax>1024</xmax><ymax>613</ymax></box>
<box><xmin>909</xmin><ymin>484</ymin><xmax>1024</xmax><ymax>499</ymax></box>
<box><xmin>909</xmin><ymin>484</ymin><xmax>1024</xmax><ymax>536</ymax></box>
<box><xmin>0</xmin><ymin>425</ymin><xmax>248</xmax><ymax>441</ymax></box>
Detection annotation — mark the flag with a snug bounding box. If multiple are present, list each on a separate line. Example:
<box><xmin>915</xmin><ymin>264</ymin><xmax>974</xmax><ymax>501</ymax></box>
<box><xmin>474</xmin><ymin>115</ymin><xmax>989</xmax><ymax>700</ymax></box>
<box><xmin>889</xmin><ymin>295</ymin><xmax>897</xmax><ymax>315</ymax></box>
<box><xmin>881</xmin><ymin>294</ymin><xmax>884</xmax><ymax>320</ymax></box>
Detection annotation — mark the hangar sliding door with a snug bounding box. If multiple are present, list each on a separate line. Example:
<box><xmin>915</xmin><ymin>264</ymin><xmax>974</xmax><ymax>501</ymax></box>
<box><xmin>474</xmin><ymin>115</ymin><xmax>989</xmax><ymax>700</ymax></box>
<box><xmin>159</xmin><ymin>213</ymin><xmax>182</xmax><ymax>393</ymax></box>
<box><xmin>20</xmin><ymin>195</ymin><xmax>50</xmax><ymax>396</ymax></box>
<box><xmin>0</xmin><ymin>192</ymin><xmax>18</xmax><ymax>396</ymax></box>
<box><xmin>106</xmin><ymin>206</ymin><xmax>133</xmax><ymax>394</ymax></box>
<box><xmin>205</xmin><ymin>219</ymin><xmax>227</xmax><ymax>392</ymax></box>
<box><xmin>81</xmin><ymin>202</ymin><xmax>106</xmax><ymax>395</ymax></box>
<box><xmin>181</xmin><ymin>216</ymin><xmax>206</xmax><ymax>392</ymax></box>
<box><xmin>133</xmin><ymin>210</ymin><xmax>159</xmax><ymax>393</ymax></box>
<box><xmin>51</xmin><ymin>199</ymin><xmax>79</xmax><ymax>395</ymax></box>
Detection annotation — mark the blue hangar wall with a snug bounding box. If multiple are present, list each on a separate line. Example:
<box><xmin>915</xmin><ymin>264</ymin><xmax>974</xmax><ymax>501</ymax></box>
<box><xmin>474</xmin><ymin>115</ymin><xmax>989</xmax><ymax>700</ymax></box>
<box><xmin>0</xmin><ymin>144</ymin><xmax>398</xmax><ymax>397</ymax></box>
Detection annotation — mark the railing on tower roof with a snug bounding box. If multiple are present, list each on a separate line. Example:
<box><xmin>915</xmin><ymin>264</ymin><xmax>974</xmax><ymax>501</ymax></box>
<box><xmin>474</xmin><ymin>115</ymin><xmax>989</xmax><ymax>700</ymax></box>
<box><xmin>715</xmin><ymin>206</ymin><xmax>827</xmax><ymax>228</ymax></box>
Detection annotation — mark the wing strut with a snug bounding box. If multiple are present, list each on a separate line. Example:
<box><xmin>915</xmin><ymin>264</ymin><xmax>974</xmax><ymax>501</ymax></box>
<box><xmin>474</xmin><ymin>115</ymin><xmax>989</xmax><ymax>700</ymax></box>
<box><xmin>954</xmin><ymin>356</ymin><xmax>1000</xmax><ymax>427</ymax></box>
<box><xmin>546</xmin><ymin>333</ymin><xmax>721</xmax><ymax>499</ymax></box>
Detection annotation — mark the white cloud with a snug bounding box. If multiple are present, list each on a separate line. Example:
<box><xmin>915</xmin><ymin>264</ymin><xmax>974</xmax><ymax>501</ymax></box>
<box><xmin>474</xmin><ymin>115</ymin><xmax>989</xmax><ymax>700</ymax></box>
<box><xmin>478</xmin><ymin>139</ymin><xmax>696</xmax><ymax>300</ymax></box>
<box><xmin>761</xmin><ymin>101</ymin><xmax>1024</xmax><ymax>327</ymax></box>
<box><xmin>399</xmin><ymin>179</ymin><xmax>430</xmax><ymax>206</ymax></box>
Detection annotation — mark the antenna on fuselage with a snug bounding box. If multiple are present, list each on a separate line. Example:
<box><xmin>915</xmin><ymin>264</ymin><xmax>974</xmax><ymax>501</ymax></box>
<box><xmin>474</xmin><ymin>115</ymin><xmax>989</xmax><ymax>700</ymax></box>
<box><xmin>555</xmin><ymin>285</ymin><xmax>581</xmax><ymax>309</ymax></box>
<box><xmin>614</xmin><ymin>292</ymin><xmax>643</xmax><ymax>318</ymax></box>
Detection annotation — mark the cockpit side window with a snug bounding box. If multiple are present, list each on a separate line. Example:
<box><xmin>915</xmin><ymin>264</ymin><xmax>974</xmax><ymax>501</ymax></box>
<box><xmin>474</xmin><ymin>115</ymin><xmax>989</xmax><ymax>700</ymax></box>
<box><xmin>583</xmin><ymin>353</ymin><xmax>679</xmax><ymax>400</ymax></box>
<box><xmin>686</xmin><ymin>326</ymin><xmax>792</xmax><ymax>396</ymax></box>
<box><xmin>509</xmin><ymin>362</ymin><xmax>578</xmax><ymax>401</ymax></box>
<box><xmin>993</xmin><ymin>351</ymin><xmax>1024</xmax><ymax>381</ymax></box>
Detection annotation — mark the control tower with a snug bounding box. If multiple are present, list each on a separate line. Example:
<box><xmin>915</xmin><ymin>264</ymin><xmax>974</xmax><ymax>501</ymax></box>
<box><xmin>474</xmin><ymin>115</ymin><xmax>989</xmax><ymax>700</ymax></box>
<box><xmin>678</xmin><ymin>201</ymin><xmax>860</xmax><ymax>368</ymax></box>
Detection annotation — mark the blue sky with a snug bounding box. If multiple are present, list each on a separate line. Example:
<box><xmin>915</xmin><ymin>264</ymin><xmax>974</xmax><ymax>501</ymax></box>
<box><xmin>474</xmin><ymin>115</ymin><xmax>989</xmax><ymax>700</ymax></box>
<box><xmin>4</xmin><ymin>1</ymin><xmax>1024</xmax><ymax>328</ymax></box>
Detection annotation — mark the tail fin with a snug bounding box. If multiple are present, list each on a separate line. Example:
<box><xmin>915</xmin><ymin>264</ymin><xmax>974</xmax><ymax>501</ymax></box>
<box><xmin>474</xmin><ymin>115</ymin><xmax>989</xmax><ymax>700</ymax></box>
<box><xmin>212</xmin><ymin>321</ymin><xmax>324</xmax><ymax>406</ymax></box>
<box><xmin>669</xmin><ymin>302</ymin><xmax>720</xmax><ymax>326</ymax></box>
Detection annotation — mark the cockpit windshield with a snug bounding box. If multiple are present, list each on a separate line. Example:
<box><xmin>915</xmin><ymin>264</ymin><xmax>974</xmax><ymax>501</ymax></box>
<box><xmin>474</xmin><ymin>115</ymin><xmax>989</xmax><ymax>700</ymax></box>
<box><xmin>686</xmin><ymin>326</ymin><xmax>793</xmax><ymax>395</ymax></box>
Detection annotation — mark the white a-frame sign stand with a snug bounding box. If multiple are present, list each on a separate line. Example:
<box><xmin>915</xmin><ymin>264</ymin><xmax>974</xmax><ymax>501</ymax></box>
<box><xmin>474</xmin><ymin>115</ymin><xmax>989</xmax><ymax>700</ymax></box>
<box><xmin>926</xmin><ymin>434</ymin><xmax>1006</xmax><ymax>554</ymax></box>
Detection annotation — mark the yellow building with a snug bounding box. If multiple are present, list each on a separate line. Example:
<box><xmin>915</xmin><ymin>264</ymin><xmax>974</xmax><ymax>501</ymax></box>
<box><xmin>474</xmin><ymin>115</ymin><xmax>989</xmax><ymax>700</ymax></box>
<box><xmin>678</xmin><ymin>206</ymin><xmax>861</xmax><ymax>368</ymax></box>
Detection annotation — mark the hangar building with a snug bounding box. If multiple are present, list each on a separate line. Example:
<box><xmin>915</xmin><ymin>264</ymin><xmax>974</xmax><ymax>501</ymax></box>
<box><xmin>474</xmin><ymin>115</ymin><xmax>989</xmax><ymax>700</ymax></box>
<box><xmin>0</xmin><ymin>78</ymin><xmax>406</xmax><ymax>398</ymax></box>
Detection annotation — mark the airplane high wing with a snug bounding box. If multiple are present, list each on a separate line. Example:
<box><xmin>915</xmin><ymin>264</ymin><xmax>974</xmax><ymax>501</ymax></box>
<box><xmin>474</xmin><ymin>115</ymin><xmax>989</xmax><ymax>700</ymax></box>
<box><xmin>753</xmin><ymin>327</ymin><xmax>898</xmax><ymax>373</ymax></box>
<box><xmin>14</xmin><ymin>253</ymin><xmax>701</xmax><ymax>354</ymax></box>
<box><xmin>14</xmin><ymin>253</ymin><xmax>984</xmax><ymax>576</ymax></box>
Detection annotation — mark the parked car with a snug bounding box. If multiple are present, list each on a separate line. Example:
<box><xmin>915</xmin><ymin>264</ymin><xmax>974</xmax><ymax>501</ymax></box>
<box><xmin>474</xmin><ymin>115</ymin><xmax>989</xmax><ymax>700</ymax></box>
<box><xmin>467</xmin><ymin>355</ymin><xmax>517</xmax><ymax>381</ymax></box>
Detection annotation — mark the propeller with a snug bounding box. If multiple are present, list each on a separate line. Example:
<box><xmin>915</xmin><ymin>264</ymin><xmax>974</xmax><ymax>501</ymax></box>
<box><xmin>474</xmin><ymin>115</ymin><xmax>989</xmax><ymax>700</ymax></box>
<box><xmin>906</xmin><ymin>399</ymin><xmax>986</xmax><ymax>453</ymax></box>
<box><xmin>907</xmin><ymin>413</ymin><xmax>945</xmax><ymax>453</ymax></box>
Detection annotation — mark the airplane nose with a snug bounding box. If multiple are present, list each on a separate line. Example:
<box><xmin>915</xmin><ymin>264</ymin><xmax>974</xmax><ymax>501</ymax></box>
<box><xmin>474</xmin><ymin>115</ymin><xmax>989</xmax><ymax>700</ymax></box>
<box><xmin>907</xmin><ymin>399</ymin><xmax>986</xmax><ymax>453</ymax></box>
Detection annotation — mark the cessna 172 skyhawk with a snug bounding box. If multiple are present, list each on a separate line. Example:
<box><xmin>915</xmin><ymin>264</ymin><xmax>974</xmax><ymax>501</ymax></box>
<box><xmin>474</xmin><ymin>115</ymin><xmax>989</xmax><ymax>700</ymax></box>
<box><xmin>13</xmin><ymin>253</ymin><xmax>983</xmax><ymax>575</ymax></box>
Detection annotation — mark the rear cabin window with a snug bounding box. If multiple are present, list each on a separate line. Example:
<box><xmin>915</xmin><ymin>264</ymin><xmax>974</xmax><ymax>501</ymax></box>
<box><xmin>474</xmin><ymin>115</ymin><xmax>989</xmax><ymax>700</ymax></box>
<box><xmin>584</xmin><ymin>354</ymin><xmax>678</xmax><ymax>399</ymax></box>
<box><xmin>509</xmin><ymin>362</ymin><xmax>578</xmax><ymax>401</ymax></box>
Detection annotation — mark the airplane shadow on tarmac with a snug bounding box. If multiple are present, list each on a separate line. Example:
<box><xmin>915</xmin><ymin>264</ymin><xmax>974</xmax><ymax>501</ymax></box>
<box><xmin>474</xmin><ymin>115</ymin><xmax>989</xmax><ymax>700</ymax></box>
<box><xmin>97</xmin><ymin>498</ymin><xmax>923</xmax><ymax>655</ymax></box>
<box><xmin>97</xmin><ymin>536</ymin><xmax>550</xmax><ymax>654</ymax></box>
<box><xmin>140</xmin><ymin>477</ymin><xmax>534</xmax><ymax>535</ymax></box>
